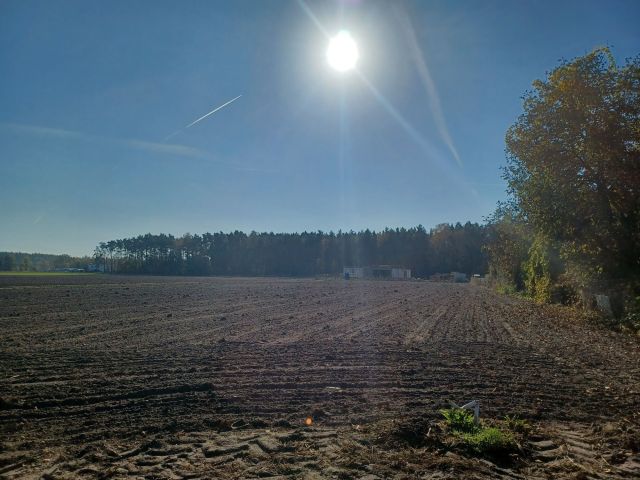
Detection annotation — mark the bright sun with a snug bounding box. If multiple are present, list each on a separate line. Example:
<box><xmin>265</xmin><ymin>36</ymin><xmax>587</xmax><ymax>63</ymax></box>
<box><xmin>327</xmin><ymin>30</ymin><xmax>359</xmax><ymax>72</ymax></box>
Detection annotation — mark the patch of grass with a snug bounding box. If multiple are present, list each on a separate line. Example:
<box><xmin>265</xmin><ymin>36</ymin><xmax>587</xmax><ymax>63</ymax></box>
<box><xmin>440</xmin><ymin>407</ymin><xmax>476</xmax><ymax>433</ymax></box>
<box><xmin>440</xmin><ymin>408</ymin><xmax>518</xmax><ymax>460</ymax></box>
<box><xmin>458</xmin><ymin>427</ymin><xmax>516</xmax><ymax>456</ymax></box>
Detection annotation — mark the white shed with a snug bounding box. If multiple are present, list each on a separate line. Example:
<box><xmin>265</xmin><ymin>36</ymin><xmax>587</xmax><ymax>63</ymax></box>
<box><xmin>391</xmin><ymin>268</ymin><xmax>411</xmax><ymax>279</ymax></box>
<box><xmin>343</xmin><ymin>266</ymin><xmax>365</xmax><ymax>279</ymax></box>
<box><xmin>344</xmin><ymin>266</ymin><xmax>411</xmax><ymax>280</ymax></box>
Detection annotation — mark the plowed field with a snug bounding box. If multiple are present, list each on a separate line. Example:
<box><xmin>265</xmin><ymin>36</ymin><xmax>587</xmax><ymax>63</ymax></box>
<box><xmin>1</xmin><ymin>276</ymin><xmax>639</xmax><ymax>479</ymax></box>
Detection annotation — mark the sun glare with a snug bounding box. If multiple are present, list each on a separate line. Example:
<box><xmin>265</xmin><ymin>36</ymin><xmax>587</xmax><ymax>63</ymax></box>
<box><xmin>327</xmin><ymin>30</ymin><xmax>359</xmax><ymax>72</ymax></box>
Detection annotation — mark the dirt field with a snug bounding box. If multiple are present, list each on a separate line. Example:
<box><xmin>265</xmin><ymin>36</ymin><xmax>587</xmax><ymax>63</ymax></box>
<box><xmin>1</xmin><ymin>276</ymin><xmax>639</xmax><ymax>479</ymax></box>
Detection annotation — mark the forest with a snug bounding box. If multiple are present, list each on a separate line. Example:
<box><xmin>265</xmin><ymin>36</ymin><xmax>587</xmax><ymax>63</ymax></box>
<box><xmin>0</xmin><ymin>252</ymin><xmax>91</xmax><ymax>272</ymax></box>
<box><xmin>93</xmin><ymin>223</ymin><xmax>488</xmax><ymax>278</ymax></box>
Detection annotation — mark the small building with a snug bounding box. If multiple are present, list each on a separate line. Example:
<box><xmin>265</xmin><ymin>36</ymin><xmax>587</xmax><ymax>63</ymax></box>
<box><xmin>343</xmin><ymin>265</ymin><xmax>411</xmax><ymax>280</ymax></box>
<box><xmin>343</xmin><ymin>266</ymin><xmax>366</xmax><ymax>279</ymax></box>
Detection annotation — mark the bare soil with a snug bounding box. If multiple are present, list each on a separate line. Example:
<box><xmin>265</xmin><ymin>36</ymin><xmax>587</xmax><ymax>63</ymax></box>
<box><xmin>1</xmin><ymin>276</ymin><xmax>639</xmax><ymax>479</ymax></box>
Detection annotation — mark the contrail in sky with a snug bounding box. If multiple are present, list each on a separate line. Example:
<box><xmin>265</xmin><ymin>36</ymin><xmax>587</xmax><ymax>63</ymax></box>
<box><xmin>164</xmin><ymin>94</ymin><xmax>242</xmax><ymax>142</ymax></box>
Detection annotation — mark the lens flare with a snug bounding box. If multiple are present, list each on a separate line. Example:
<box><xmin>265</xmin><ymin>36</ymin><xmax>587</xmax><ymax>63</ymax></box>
<box><xmin>327</xmin><ymin>31</ymin><xmax>359</xmax><ymax>72</ymax></box>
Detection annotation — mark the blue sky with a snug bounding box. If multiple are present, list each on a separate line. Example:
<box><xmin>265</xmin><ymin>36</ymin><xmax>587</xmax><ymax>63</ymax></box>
<box><xmin>1</xmin><ymin>0</ymin><xmax>639</xmax><ymax>256</ymax></box>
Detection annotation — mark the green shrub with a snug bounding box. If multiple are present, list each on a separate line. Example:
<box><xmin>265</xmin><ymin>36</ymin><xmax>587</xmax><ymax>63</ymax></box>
<box><xmin>522</xmin><ymin>235</ymin><xmax>561</xmax><ymax>303</ymax></box>
<box><xmin>440</xmin><ymin>409</ymin><xmax>518</xmax><ymax>459</ymax></box>
<box><xmin>459</xmin><ymin>427</ymin><xmax>517</xmax><ymax>456</ymax></box>
<box><xmin>440</xmin><ymin>408</ymin><xmax>477</xmax><ymax>433</ymax></box>
<box><xmin>496</xmin><ymin>283</ymin><xmax>519</xmax><ymax>295</ymax></box>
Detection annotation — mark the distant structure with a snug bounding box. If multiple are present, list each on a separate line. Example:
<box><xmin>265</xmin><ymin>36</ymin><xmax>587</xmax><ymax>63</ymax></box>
<box><xmin>343</xmin><ymin>265</ymin><xmax>411</xmax><ymax>280</ymax></box>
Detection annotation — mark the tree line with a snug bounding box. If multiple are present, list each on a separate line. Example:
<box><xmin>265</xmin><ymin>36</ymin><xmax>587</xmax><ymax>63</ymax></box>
<box><xmin>94</xmin><ymin>223</ymin><xmax>488</xmax><ymax>277</ymax></box>
<box><xmin>484</xmin><ymin>48</ymin><xmax>639</xmax><ymax>323</ymax></box>
<box><xmin>0</xmin><ymin>252</ymin><xmax>91</xmax><ymax>272</ymax></box>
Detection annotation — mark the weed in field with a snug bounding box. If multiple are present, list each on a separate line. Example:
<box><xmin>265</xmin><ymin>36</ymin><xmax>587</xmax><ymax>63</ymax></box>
<box><xmin>440</xmin><ymin>408</ymin><xmax>518</xmax><ymax>460</ymax></box>
<box><xmin>440</xmin><ymin>408</ymin><xmax>477</xmax><ymax>433</ymax></box>
<box><xmin>457</xmin><ymin>427</ymin><xmax>516</xmax><ymax>456</ymax></box>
